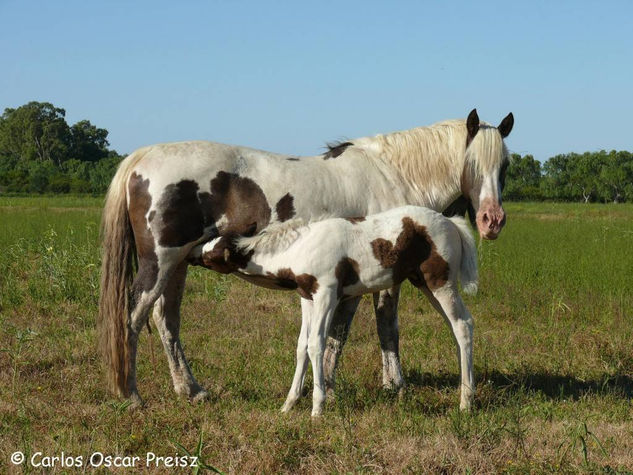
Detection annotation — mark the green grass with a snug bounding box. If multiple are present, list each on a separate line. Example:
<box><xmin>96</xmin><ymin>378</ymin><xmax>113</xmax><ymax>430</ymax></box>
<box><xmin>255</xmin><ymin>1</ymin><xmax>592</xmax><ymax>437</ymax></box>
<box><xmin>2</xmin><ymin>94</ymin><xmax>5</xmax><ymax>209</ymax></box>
<box><xmin>1</xmin><ymin>199</ymin><xmax>632</xmax><ymax>472</ymax></box>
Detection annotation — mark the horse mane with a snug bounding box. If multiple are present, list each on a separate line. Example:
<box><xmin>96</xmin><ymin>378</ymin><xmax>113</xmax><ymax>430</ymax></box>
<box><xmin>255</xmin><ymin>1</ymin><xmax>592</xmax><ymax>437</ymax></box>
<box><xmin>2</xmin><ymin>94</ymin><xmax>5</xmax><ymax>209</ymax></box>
<box><xmin>323</xmin><ymin>140</ymin><xmax>354</xmax><ymax>159</ymax></box>
<box><xmin>236</xmin><ymin>218</ymin><xmax>309</xmax><ymax>254</ymax></box>
<box><xmin>353</xmin><ymin>119</ymin><xmax>508</xmax><ymax>194</ymax></box>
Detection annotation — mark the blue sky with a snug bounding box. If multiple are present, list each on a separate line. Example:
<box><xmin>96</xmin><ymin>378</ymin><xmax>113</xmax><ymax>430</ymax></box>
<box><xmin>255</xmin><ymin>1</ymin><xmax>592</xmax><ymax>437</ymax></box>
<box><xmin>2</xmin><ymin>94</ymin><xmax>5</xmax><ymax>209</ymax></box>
<box><xmin>1</xmin><ymin>0</ymin><xmax>632</xmax><ymax>161</ymax></box>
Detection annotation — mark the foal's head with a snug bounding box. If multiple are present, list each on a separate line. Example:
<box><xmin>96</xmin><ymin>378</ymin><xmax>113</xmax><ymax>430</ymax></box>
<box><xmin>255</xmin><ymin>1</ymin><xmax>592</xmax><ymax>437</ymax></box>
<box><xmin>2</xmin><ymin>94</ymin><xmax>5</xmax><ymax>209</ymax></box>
<box><xmin>461</xmin><ymin>109</ymin><xmax>513</xmax><ymax>240</ymax></box>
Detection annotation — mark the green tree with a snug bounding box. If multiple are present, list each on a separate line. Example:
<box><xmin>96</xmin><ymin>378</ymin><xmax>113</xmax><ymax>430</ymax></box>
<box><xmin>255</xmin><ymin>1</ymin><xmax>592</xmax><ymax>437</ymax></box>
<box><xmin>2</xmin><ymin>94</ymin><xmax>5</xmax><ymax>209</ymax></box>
<box><xmin>597</xmin><ymin>150</ymin><xmax>633</xmax><ymax>203</ymax></box>
<box><xmin>0</xmin><ymin>102</ymin><xmax>71</xmax><ymax>166</ymax></box>
<box><xmin>0</xmin><ymin>101</ymin><xmax>123</xmax><ymax>193</ymax></box>
<box><xmin>541</xmin><ymin>153</ymin><xmax>598</xmax><ymax>202</ymax></box>
<box><xmin>505</xmin><ymin>153</ymin><xmax>542</xmax><ymax>200</ymax></box>
<box><xmin>541</xmin><ymin>151</ymin><xmax>633</xmax><ymax>203</ymax></box>
<box><xmin>88</xmin><ymin>152</ymin><xmax>123</xmax><ymax>193</ymax></box>
<box><xmin>26</xmin><ymin>161</ymin><xmax>57</xmax><ymax>193</ymax></box>
<box><xmin>69</xmin><ymin>120</ymin><xmax>110</xmax><ymax>162</ymax></box>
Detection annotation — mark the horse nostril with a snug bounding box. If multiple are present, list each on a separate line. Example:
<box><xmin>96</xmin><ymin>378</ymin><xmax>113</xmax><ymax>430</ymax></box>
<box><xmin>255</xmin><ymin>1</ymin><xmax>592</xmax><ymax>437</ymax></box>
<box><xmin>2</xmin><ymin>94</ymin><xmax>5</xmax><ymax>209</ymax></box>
<box><xmin>482</xmin><ymin>213</ymin><xmax>489</xmax><ymax>224</ymax></box>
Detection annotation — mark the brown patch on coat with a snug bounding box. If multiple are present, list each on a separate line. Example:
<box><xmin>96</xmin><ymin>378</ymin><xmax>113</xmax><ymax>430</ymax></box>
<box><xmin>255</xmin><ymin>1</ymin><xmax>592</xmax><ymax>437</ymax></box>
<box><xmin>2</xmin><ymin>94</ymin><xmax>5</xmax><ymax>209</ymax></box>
<box><xmin>265</xmin><ymin>267</ymin><xmax>319</xmax><ymax>300</ymax></box>
<box><xmin>199</xmin><ymin>171</ymin><xmax>272</xmax><ymax>235</ymax></box>
<box><xmin>127</xmin><ymin>172</ymin><xmax>159</xmax><ymax>298</ymax></box>
<box><xmin>157</xmin><ymin>179</ymin><xmax>206</xmax><ymax>247</ymax></box>
<box><xmin>296</xmin><ymin>274</ymin><xmax>319</xmax><ymax>299</ymax></box>
<box><xmin>344</xmin><ymin>216</ymin><xmax>366</xmax><ymax>224</ymax></box>
<box><xmin>323</xmin><ymin>141</ymin><xmax>353</xmax><ymax>159</ymax></box>
<box><xmin>370</xmin><ymin>217</ymin><xmax>449</xmax><ymax>290</ymax></box>
<box><xmin>153</xmin><ymin>171</ymin><xmax>271</xmax><ymax>251</ymax></box>
<box><xmin>335</xmin><ymin>257</ymin><xmax>360</xmax><ymax>297</ymax></box>
<box><xmin>275</xmin><ymin>193</ymin><xmax>295</xmax><ymax>222</ymax></box>
<box><xmin>420</xmin><ymin>251</ymin><xmax>450</xmax><ymax>290</ymax></box>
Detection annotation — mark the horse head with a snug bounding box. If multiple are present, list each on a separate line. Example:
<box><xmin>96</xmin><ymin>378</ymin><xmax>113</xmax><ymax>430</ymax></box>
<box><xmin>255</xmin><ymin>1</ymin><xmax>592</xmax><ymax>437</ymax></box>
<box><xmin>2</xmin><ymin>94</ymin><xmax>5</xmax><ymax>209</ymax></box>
<box><xmin>460</xmin><ymin>109</ymin><xmax>513</xmax><ymax>240</ymax></box>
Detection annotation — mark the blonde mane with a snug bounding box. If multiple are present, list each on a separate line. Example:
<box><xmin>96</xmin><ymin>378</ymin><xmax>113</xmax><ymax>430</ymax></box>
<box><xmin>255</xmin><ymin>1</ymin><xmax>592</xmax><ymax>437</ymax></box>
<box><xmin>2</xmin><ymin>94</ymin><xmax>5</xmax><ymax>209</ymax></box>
<box><xmin>353</xmin><ymin>119</ymin><xmax>508</xmax><ymax>195</ymax></box>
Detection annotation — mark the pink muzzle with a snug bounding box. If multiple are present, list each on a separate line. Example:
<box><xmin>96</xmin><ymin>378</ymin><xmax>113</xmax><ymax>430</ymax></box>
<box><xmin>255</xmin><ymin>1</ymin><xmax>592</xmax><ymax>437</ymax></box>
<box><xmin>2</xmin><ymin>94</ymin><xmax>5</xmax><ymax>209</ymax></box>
<box><xmin>476</xmin><ymin>198</ymin><xmax>506</xmax><ymax>240</ymax></box>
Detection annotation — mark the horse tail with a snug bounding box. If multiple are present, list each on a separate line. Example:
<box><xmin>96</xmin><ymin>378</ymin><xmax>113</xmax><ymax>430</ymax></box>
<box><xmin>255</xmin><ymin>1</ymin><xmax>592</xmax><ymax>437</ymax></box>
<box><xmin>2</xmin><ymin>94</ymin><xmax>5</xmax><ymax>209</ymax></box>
<box><xmin>448</xmin><ymin>216</ymin><xmax>478</xmax><ymax>295</ymax></box>
<box><xmin>98</xmin><ymin>147</ymin><xmax>149</xmax><ymax>396</ymax></box>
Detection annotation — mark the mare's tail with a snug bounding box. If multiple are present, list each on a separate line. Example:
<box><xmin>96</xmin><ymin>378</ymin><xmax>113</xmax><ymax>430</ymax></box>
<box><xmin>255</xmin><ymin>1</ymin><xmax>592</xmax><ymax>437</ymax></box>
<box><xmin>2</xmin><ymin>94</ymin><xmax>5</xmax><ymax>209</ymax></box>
<box><xmin>97</xmin><ymin>148</ymin><xmax>148</xmax><ymax>396</ymax></box>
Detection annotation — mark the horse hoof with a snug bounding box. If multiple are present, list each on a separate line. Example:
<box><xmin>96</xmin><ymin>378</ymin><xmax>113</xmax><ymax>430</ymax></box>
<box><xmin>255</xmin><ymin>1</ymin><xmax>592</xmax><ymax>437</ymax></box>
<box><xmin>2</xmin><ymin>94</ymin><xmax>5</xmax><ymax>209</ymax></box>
<box><xmin>191</xmin><ymin>389</ymin><xmax>210</xmax><ymax>404</ymax></box>
<box><xmin>459</xmin><ymin>402</ymin><xmax>473</xmax><ymax>412</ymax></box>
<box><xmin>280</xmin><ymin>399</ymin><xmax>297</xmax><ymax>413</ymax></box>
<box><xmin>382</xmin><ymin>379</ymin><xmax>405</xmax><ymax>391</ymax></box>
<box><xmin>128</xmin><ymin>393</ymin><xmax>144</xmax><ymax>410</ymax></box>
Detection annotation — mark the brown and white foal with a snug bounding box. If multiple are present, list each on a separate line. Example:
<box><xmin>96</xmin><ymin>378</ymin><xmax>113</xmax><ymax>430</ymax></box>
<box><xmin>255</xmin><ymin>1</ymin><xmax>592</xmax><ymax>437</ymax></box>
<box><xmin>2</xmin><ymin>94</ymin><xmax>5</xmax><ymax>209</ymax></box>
<box><xmin>192</xmin><ymin>205</ymin><xmax>478</xmax><ymax>416</ymax></box>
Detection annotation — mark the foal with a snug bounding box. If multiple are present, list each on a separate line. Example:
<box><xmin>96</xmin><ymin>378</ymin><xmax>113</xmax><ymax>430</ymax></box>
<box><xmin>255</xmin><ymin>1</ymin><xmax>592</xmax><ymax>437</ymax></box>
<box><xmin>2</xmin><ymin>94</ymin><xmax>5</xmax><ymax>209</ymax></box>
<box><xmin>192</xmin><ymin>205</ymin><xmax>478</xmax><ymax>416</ymax></box>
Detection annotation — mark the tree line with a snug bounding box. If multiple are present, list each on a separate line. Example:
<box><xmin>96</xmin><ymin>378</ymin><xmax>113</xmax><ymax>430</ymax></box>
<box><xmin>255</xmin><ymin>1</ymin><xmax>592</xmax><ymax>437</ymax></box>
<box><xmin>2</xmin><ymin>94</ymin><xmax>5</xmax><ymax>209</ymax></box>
<box><xmin>1</xmin><ymin>101</ymin><xmax>632</xmax><ymax>201</ymax></box>
<box><xmin>0</xmin><ymin>102</ymin><xmax>123</xmax><ymax>193</ymax></box>
<box><xmin>505</xmin><ymin>151</ymin><xmax>633</xmax><ymax>203</ymax></box>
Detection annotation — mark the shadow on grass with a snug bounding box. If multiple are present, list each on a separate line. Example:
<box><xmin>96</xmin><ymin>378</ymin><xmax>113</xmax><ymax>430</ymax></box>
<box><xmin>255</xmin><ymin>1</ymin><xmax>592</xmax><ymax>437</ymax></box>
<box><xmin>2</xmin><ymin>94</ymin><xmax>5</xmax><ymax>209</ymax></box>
<box><xmin>406</xmin><ymin>368</ymin><xmax>633</xmax><ymax>401</ymax></box>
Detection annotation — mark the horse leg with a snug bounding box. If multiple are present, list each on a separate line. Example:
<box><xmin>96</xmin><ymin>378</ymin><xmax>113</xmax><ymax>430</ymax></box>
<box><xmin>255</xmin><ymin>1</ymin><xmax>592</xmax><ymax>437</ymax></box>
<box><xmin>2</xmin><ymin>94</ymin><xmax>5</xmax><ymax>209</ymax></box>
<box><xmin>126</xmin><ymin>257</ymin><xmax>178</xmax><ymax>407</ymax></box>
<box><xmin>281</xmin><ymin>298</ymin><xmax>312</xmax><ymax>413</ymax></box>
<box><xmin>421</xmin><ymin>286</ymin><xmax>474</xmax><ymax>410</ymax></box>
<box><xmin>308</xmin><ymin>290</ymin><xmax>338</xmax><ymax>417</ymax></box>
<box><xmin>152</xmin><ymin>261</ymin><xmax>209</xmax><ymax>403</ymax></box>
<box><xmin>323</xmin><ymin>296</ymin><xmax>361</xmax><ymax>395</ymax></box>
<box><xmin>372</xmin><ymin>286</ymin><xmax>405</xmax><ymax>391</ymax></box>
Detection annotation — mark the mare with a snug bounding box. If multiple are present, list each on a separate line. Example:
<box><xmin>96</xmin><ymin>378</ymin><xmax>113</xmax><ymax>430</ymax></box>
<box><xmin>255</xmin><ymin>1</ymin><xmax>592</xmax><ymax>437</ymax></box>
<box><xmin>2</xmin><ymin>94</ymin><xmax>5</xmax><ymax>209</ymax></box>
<box><xmin>98</xmin><ymin>109</ymin><xmax>512</xmax><ymax>405</ymax></box>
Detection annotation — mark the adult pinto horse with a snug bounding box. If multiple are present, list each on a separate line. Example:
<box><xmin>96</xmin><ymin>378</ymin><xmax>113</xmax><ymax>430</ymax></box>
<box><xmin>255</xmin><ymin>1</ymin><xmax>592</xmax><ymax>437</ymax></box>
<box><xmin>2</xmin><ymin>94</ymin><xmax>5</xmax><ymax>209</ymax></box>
<box><xmin>99</xmin><ymin>109</ymin><xmax>513</xmax><ymax>406</ymax></box>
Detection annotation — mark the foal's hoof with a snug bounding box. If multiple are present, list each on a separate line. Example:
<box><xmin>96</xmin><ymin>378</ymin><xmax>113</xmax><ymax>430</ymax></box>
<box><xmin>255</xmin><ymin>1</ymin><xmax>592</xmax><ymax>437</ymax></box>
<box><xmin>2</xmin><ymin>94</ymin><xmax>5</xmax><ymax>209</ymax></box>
<box><xmin>281</xmin><ymin>396</ymin><xmax>300</xmax><ymax>413</ymax></box>
<box><xmin>459</xmin><ymin>402</ymin><xmax>473</xmax><ymax>412</ymax></box>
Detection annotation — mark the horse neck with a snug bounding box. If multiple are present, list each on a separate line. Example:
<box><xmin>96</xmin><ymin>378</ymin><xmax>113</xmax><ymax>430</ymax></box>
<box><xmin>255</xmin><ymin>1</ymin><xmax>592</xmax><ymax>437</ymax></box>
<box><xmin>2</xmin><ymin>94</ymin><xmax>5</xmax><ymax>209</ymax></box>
<box><xmin>316</xmin><ymin>151</ymin><xmax>418</xmax><ymax>213</ymax></box>
<box><xmin>353</xmin><ymin>124</ymin><xmax>468</xmax><ymax>212</ymax></box>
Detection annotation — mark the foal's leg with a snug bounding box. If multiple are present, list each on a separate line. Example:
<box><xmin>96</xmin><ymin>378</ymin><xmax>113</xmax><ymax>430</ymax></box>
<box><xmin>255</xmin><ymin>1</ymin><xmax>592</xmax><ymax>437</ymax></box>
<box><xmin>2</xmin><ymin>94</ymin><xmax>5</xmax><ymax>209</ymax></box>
<box><xmin>152</xmin><ymin>261</ymin><xmax>209</xmax><ymax>402</ymax></box>
<box><xmin>281</xmin><ymin>298</ymin><xmax>312</xmax><ymax>413</ymax></box>
<box><xmin>421</xmin><ymin>286</ymin><xmax>474</xmax><ymax>410</ymax></box>
<box><xmin>373</xmin><ymin>286</ymin><xmax>405</xmax><ymax>391</ymax></box>
<box><xmin>308</xmin><ymin>290</ymin><xmax>338</xmax><ymax>417</ymax></box>
<box><xmin>323</xmin><ymin>296</ymin><xmax>361</xmax><ymax>394</ymax></box>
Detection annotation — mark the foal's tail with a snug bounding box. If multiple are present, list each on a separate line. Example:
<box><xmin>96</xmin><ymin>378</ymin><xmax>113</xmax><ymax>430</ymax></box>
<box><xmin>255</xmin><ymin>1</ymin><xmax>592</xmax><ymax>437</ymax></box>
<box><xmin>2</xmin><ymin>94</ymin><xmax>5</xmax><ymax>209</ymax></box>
<box><xmin>448</xmin><ymin>216</ymin><xmax>478</xmax><ymax>295</ymax></box>
<box><xmin>98</xmin><ymin>148</ymin><xmax>148</xmax><ymax>396</ymax></box>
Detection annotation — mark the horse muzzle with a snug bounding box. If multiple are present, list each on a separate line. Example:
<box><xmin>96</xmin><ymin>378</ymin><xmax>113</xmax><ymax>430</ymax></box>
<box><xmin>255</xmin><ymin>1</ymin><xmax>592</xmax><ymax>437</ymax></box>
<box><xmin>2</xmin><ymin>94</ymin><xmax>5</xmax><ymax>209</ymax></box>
<box><xmin>476</xmin><ymin>201</ymin><xmax>506</xmax><ymax>240</ymax></box>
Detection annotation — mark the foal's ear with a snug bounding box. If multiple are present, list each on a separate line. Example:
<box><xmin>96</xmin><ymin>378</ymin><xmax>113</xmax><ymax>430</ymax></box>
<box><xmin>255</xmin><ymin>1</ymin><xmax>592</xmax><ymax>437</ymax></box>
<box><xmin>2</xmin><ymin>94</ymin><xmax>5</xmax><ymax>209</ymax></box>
<box><xmin>498</xmin><ymin>112</ymin><xmax>514</xmax><ymax>138</ymax></box>
<box><xmin>466</xmin><ymin>108</ymin><xmax>479</xmax><ymax>141</ymax></box>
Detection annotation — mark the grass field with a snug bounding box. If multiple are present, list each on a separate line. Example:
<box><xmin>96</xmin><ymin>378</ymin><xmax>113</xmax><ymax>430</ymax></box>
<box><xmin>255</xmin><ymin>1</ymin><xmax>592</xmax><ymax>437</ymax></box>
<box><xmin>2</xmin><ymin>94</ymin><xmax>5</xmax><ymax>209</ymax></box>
<box><xmin>1</xmin><ymin>197</ymin><xmax>632</xmax><ymax>473</ymax></box>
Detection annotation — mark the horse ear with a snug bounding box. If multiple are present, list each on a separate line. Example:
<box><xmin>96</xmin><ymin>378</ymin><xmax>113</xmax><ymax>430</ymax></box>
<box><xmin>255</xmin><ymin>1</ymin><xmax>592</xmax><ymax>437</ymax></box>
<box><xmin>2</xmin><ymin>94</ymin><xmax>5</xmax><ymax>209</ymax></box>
<box><xmin>498</xmin><ymin>112</ymin><xmax>514</xmax><ymax>138</ymax></box>
<box><xmin>466</xmin><ymin>108</ymin><xmax>479</xmax><ymax>140</ymax></box>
